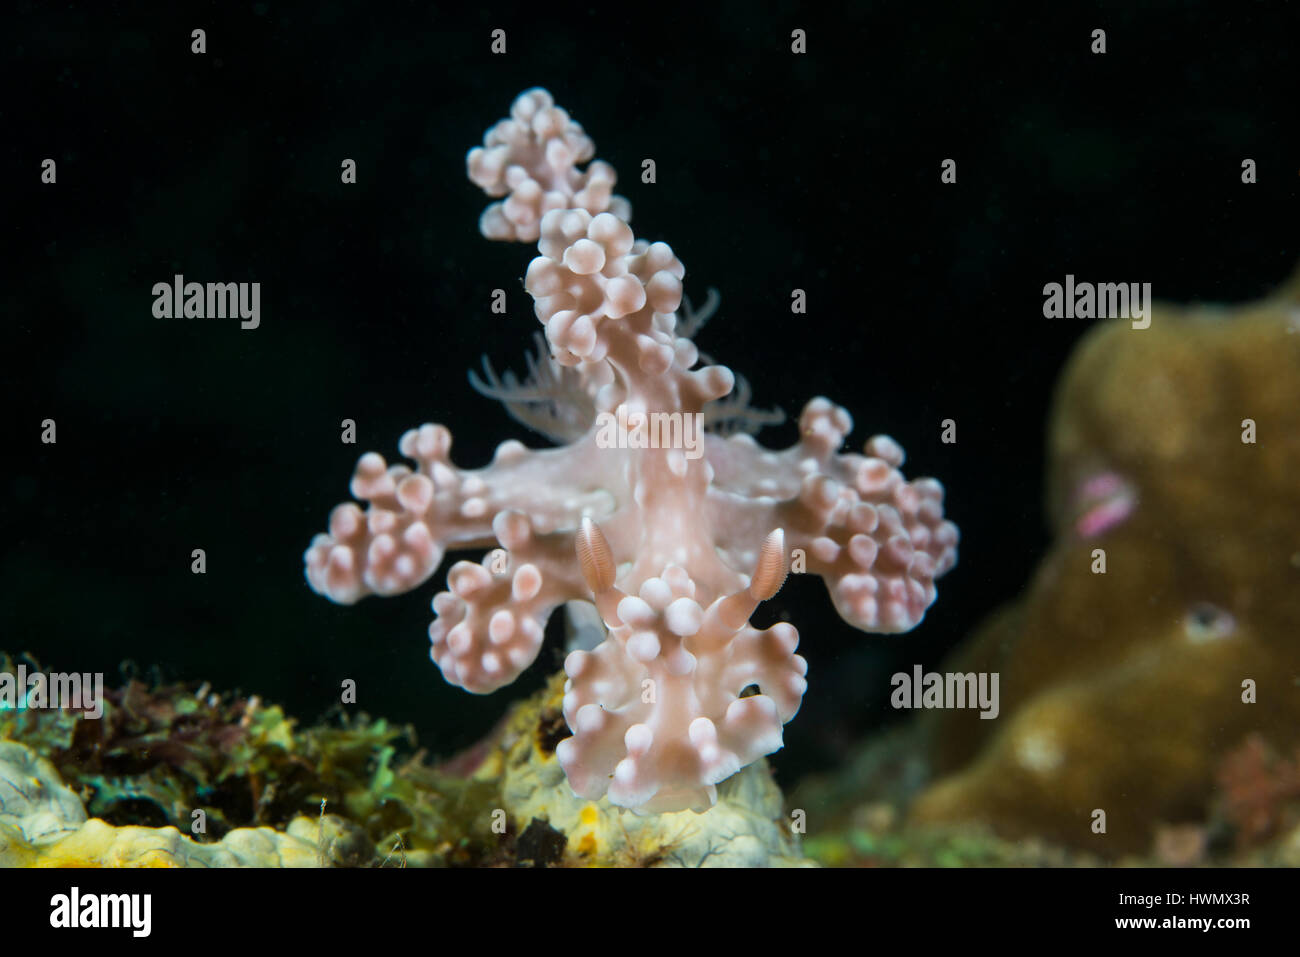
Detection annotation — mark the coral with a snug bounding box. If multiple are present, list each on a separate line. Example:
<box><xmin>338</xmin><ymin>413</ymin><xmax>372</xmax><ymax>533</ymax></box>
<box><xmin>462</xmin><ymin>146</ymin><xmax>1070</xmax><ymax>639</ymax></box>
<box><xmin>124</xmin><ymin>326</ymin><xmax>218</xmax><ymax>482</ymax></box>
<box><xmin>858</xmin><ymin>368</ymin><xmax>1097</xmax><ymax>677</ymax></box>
<box><xmin>469</xmin><ymin>672</ymin><xmax>811</xmax><ymax>867</ymax></box>
<box><xmin>907</xmin><ymin>271</ymin><xmax>1300</xmax><ymax>853</ymax></box>
<box><xmin>2</xmin><ymin>658</ymin><xmax>807</xmax><ymax>866</ymax></box>
<box><xmin>0</xmin><ymin>739</ymin><xmax>362</xmax><ymax>867</ymax></box>
<box><xmin>4</xmin><ymin>816</ymin><xmax>349</xmax><ymax>868</ymax></box>
<box><xmin>0</xmin><ymin>740</ymin><xmax>87</xmax><ymax>848</ymax></box>
<box><xmin>801</xmin><ymin>804</ymin><xmax>1300</xmax><ymax>868</ymax></box>
<box><xmin>0</xmin><ymin>654</ymin><xmax>402</xmax><ymax>841</ymax></box>
<box><xmin>1211</xmin><ymin>733</ymin><xmax>1300</xmax><ymax>849</ymax></box>
<box><xmin>304</xmin><ymin>88</ymin><xmax>957</xmax><ymax>812</ymax></box>
<box><xmin>803</xmin><ymin>816</ymin><xmax>1103</xmax><ymax>868</ymax></box>
<box><xmin>0</xmin><ymin>653</ymin><xmax>493</xmax><ymax>863</ymax></box>
<box><xmin>792</xmin><ymin>704</ymin><xmax>1300</xmax><ymax>868</ymax></box>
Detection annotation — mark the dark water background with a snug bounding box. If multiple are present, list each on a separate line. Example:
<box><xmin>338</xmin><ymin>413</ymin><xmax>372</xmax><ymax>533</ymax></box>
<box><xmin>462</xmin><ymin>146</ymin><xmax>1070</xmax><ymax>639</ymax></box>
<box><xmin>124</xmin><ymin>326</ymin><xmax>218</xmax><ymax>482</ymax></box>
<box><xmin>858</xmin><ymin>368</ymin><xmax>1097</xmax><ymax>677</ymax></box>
<box><xmin>3</xmin><ymin>1</ymin><xmax>1296</xmax><ymax>790</ymax></box>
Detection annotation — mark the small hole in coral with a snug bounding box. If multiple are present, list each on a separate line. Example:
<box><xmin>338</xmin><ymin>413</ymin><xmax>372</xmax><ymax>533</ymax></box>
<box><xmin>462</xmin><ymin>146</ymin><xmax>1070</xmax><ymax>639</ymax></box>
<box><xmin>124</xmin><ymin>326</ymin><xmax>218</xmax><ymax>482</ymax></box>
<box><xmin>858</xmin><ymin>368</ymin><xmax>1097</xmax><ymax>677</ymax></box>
<box><xmin>1184</xmin><ymin>602</ymin><xmax>1235</xmax><ymax>643</ymax></box>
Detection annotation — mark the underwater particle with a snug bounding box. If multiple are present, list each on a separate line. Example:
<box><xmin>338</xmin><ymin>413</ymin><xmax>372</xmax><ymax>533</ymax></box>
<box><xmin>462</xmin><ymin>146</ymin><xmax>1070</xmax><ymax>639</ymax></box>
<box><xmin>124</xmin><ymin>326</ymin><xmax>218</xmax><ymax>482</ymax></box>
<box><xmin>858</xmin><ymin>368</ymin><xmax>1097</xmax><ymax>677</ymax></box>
<box><xmin>515</xmin><ymin>817</ymin><xmax>567</xmax><ymax>867</ymax></box>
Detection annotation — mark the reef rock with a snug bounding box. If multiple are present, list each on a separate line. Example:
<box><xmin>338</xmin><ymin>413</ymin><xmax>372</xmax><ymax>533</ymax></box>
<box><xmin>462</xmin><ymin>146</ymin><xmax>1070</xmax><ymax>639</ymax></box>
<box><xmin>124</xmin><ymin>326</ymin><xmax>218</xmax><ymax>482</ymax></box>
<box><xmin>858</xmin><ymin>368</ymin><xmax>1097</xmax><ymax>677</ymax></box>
<box><xmin>910</xmin><ymin>270</ymin><xmax>1300</xmax><ymax>853</ymax></box>
<box><xmin>0</xmin><ymin>739</ymin><xmax>362</xmax><ymax>866</ymax></box>
<box><xmin>455</xmin><ymin>672</ymin><xmax>813</xmax><ymax>867</ymax></box>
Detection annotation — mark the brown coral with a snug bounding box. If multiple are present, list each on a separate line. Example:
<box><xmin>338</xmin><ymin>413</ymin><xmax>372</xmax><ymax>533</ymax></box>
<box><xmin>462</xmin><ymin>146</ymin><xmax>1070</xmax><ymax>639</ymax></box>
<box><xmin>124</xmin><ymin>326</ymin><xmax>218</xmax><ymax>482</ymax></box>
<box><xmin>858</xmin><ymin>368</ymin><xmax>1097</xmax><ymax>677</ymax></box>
<box><xmin>910</xmin><ymin>268</ymin><xmax>1300</xmax><ymax>853</ymax></box>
